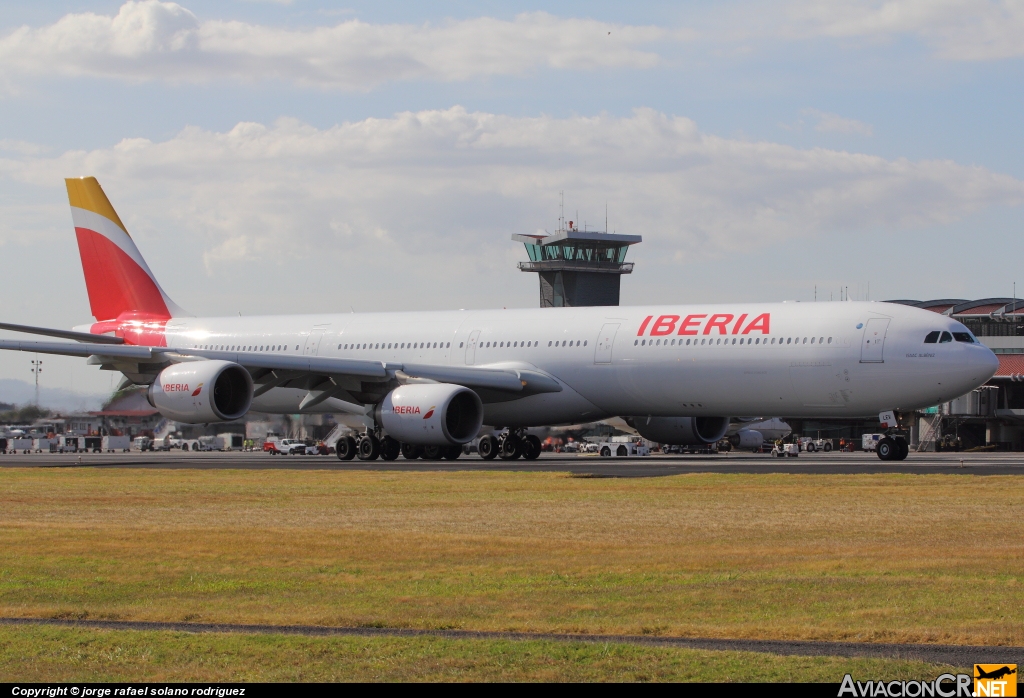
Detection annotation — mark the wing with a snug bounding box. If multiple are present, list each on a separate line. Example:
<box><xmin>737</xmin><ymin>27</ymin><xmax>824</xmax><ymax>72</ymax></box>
<box><xmin>0</xmin><ymin>338</ymin><xmax>561</xmax><ymax>408</ymax></box>
<box><xmin>175</xmin><ymin>348</ymin><xmax>561</xmax><ymax>408</ymax></box>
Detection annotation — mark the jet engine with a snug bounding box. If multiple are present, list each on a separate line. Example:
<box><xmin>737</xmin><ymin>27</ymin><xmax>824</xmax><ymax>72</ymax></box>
<box><xmin>375</xmin><ymin>383</ymin><xmax>483</xmax><ymax>446</ymax></box>
<box><xmin>628</xmin><ymin>416</ymin><xmax>730</xmax><ymax>446</ymax></box>
<box><xmin>147</xmin><ymin>360</ymin><xmax>253</xmax><ymax>423</ymax></box>
<box><xmin>728</xmin><ymin>429</ymin><xmax>764</xmax><ymax>449</ymax></box>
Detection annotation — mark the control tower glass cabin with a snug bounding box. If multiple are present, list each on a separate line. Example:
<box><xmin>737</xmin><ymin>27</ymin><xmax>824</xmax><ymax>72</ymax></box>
<box><xmin>513</xmin><ymin>225</ymin><xmax>642</xmax><ymax>307</ymax></box>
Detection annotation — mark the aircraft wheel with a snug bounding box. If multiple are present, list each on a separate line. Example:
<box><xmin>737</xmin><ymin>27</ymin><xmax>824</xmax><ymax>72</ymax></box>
<box><xmin>442</xmin><ymin>445</ymin><xmax>462</xmax><ymax>460</ymax></box>
<box><xmin>336</xmin><ymin>436</ymin><xmax>357</xmax><ymax>461</ymax></box>
<box><xmin>422</xmin><ymin>445</ymin><xmax>444</xmax><ymax>460</ymax></box>
<box><xmin>498</xmin><ymin>433</ymin><xmax>521</xmax><ymax>460</ymax></box>
<box><xmin>522</xmin><ymin>435</ymin><xmax>542</xmax><ymax>460</ymax></box>
<box><xmin>478</xmin><ymin>435</ymin><xmax>499</xmax><ymax>460</ymax></box>
<box><xmin>380</xmin><ymin>436</ymin><xmax>401</xmax><ymax>461</ymax></box>
<box><xmin>896</xmin><ymin>439</ymin><xmax>909</xmax><ymax>461</ymax></box>
<box><xmin>400</xmin><ymin>442</ymin><xmax>422</xmax><ymax>460</ymax></box>
<box><xmin>357</xmin><ymin>434</ymin><xmax>380</xmax><ymax>461</ymax></box>
<box><xmin>876</xmin><ymin>437</ymin><xmax>896</xmax><ymax>461</ymax></box>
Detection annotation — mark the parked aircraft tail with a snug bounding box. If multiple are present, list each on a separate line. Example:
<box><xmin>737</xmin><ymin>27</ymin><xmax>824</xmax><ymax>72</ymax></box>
<box><xmin>66</xmin><ymin>177</ymin><xmax>185</xmax><ymax>322</ymax></box>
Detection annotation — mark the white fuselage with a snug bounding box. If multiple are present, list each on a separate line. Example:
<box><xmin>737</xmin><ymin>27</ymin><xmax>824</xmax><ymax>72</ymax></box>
<box><xmin>150</xmin><ymin>301</ymin><xmax>998</xmax><ymax>427</ymax></box>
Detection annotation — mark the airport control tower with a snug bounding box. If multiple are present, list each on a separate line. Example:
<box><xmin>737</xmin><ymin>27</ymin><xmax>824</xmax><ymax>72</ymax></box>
<box><xmin>513</xmin><ymin>221</ymin><xmax>641</xmax><ymax>307</ymax></box>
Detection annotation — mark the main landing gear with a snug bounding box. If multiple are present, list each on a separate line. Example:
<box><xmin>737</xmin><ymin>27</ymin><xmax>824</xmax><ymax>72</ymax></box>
<box><xmin>479</xmin><ymin>429</ymin><xmax>541</xmax><ymax>461</ymax></box>
<box><xmin>876</xmin><ymin>436</ymin><xmax>909</xmax><ymax>461</ymax></box>
<box><xmin>335</xmin><ymin>430</ymin><xmax>462</xmax><ymax>462</ymax></box>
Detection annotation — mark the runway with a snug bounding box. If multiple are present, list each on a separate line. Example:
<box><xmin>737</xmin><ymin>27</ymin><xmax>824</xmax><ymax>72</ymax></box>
<box><xmin>2</xmin><ymin>449</ymin><xmax>1023</xmax><ymax>476</ymax></box>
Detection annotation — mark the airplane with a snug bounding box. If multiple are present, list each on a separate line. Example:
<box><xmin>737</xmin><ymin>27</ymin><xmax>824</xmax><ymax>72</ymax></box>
<box><xmin>975</xmin><ymin>666</ymin><xmax>1017</xmax><ymax>681</ymax></box>
<box><xmin>0</xmin><ymin>178</ymin><xmax>1000</xmax><ymax>462</ymax></box>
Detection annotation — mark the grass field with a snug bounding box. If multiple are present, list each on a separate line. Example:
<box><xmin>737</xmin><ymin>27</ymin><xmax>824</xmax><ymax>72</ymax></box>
<box><xmin>0</xmin><ymin>468</ymin><xmax>1021</xmax><ymax>680</ymax></box>
<box><xmin>0</xmin><ymin>625</ymin><xmax>961</xmax><ymax>682</ymax></box>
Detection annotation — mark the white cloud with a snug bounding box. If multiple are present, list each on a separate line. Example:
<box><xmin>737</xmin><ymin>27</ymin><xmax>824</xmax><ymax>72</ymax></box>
<box><xmin>3</xmin><ymin>107</ymin><xmax>1020</xmax><ymax>273</ymax></box>
<box><xmin>0</xmin><ymin>1</ymin><xmax>670</xmax><ymax>89</ymax></box>
<box><xmin>784</xmin><ymin>0</ymin><xmax>1024</xmax><ymax>60</ymax></box>
<box><xmin>801</xmin><ymin>109</ymin><xmax>874</xmax><ymax>136</ymax></box>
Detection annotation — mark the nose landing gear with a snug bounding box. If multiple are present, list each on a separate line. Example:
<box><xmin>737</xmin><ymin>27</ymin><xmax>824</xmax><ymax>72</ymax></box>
<box><xmin>876</xmin><ymin>436</ymin><xmax>909</xmax><ymax>461</ymax></box>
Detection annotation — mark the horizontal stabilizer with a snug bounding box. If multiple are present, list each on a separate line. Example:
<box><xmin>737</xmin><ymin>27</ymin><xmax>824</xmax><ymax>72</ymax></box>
<box><xmin>0</xmin><ymin>339</ymin><xmax>154</xmax><ymax>360</ymax></box>
<box><xmin>0</xmin><ymin>321</ymin><xmax>124</xmax><ymax>345</ymax></box>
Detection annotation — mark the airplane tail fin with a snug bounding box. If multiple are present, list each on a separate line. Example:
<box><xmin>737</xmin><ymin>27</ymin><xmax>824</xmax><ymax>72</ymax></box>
<box><xmin>65</xmin><ymin>177</ymin><xmax>186</xmax><ymax>322</ymax></box>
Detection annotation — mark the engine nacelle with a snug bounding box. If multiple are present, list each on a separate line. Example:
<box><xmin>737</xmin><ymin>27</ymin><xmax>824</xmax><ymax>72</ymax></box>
<box><xmin>629</xmin><ymin>416</ymin><xmax>731</xmax><ymax>445</ymax></box>
<box><xmin>148</xmin><ymin>360</ymin><xmax>253</xmax><ymax>423</ymax></box>
<box><xmin>375</xmin><ymin>383</ymin><xmax>483</xmax><ymax>446</ymax></box>
<box><xmin>729</xmin><ymin>429</ymin><xmax>764</xmax><ymax>449</ymax></box>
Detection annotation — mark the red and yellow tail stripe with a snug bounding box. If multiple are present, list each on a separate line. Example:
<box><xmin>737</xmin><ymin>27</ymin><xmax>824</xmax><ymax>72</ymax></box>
<box><xmin>66</xmin><ymin>177</ymin><xmax>185</xmax><ymax>343</ymax></box>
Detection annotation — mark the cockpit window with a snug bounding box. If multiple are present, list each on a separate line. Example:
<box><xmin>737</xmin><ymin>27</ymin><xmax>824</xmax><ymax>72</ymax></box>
<box><xmin>924</xmin><ymin>331</ymin><xmax>940</xmax><ymax>343</ymax></box>
<box><xmin>953</xmin><ymin>332</ymin><xmax>975</xmax><ymax>343</ymax></box>
<box><xmin>939</xmin><ymin>331</ymin><xmax>953</xmax><ymax>343</ymax></box>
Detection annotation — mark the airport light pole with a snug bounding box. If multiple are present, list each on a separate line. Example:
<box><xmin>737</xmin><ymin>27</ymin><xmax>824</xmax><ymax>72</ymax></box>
<box><xmin>30</xmin><ymin>356</ymin><xmax>42</xmax><ymax>407</ymax></box>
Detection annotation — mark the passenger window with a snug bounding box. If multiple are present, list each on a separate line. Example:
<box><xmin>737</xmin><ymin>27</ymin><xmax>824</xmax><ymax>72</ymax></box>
<box><xmin>583</xmin><ymin>340</ymin><xmax>587</xmax><ymax>346</ymax></box>
<box><xmin>924</xmin><ymin>331</ymin><xmax>940</xmax><ymax>343</ymax></box>
<box><xmin>460</xmin><ymin>342</ymin><xmax>464</xmax><ymax>348</ymax></box>
<box><xmin>939</xmin><ymin>332</ymin><xmax>953</xmax><ymax>343</ymax></box>
<box><xmin>633</xmin><ymin>340</ymin><xmax>637</xmax><ymax>346</ymax></box>
<box><xmin>641</xmin><ymin>340</ymin><xmax>646</xmax><ymax>346</ymax></box>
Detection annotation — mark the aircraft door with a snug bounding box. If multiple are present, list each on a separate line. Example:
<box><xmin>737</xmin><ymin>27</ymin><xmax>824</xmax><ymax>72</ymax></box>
<box><xmin>304</xmin><ymin>328</ymin><xmax>326</xmax><ymax>356</ymax></box>
<box><xmin>594</xmin><ymin>323</ymin><xmax>619</xmax><ymax>364</ymax></box>
<box><xmin>860</xmin><ymin>318</ymin><xmax>890</xmax><ymax>363</ymax></box>
<box><xmin>465</xmin><ymin>330</ymin><xmax>480</xmax><ymax>365</ymax></box>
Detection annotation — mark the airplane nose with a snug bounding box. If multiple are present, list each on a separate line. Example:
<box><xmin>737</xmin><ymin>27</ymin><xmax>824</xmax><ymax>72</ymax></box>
<box><xmin>973</xmin><ymin>346</ymin><xmax>1000</xmax><ymax>381</ymax></box>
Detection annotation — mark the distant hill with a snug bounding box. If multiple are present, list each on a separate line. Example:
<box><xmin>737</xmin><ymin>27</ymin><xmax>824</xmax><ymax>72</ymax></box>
<box><xmin>0</xmin><ymin>379</ymin><xmax>107</xmax><ymax>412</ymax></box>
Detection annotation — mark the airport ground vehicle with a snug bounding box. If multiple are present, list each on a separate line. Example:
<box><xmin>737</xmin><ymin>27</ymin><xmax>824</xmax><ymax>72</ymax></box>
<box><xmin>266</xmin><ymin>438</ymin><xmax>307</xmax><ymax>455</ymax></box>
<box><xmin>598</xmin><ymin>438</ymin><xmax>650</xmax><ymax>457</ymax></box>
<box><xmin>61</xmin><ymin>436</ymin><xmax>102</xmax><ymax>453</ymax></box>
<box><xmin>102</xmin><ymin>435</ymin><xmax>130</xmax><ymax>452</ymax></box>
<box><xmin>132</xmin><ymin>436</ymin><xmax>153</xmax><ymax>451</ymax></box>
<box><xmin>800</xmin><ymin>437</ymin><xmax>833</xmax><ymax>452</ymax></box>
<box><xmin>11</xmin><ymin>438</ymin><xmax>34</xmax><ymax>453</ymax></box>
<box><xmin>218</xmin><ymin>433</ymin><xmax>245</xmax><ymax>451</ymax></box>
<box><xmin>0</xmin><ymin>178</ymin><xmax>999</xmax><ymax>464</ymax></box>
<box><xmin>862</xmin><ymin>434</ymin><xmax>883</xmax><ymax>451</ymax></box>
<box><xmin>772</xmin><ymin>443</ymin><xmax>800</xmax><ymax>457</ymax></box>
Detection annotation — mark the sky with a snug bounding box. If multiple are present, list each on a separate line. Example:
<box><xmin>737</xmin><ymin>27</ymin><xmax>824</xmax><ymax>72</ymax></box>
<box><xmin>0</xmin><ymin>0</ymin><xmax>1023</xmax><ymax>401</ymax></box>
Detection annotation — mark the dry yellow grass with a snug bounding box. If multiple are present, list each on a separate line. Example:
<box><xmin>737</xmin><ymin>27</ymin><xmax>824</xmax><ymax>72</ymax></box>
<box><xmin>1</xmin><ymin>468</ymin><xmax>1022</xmax><ymax>645</ymax></box>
